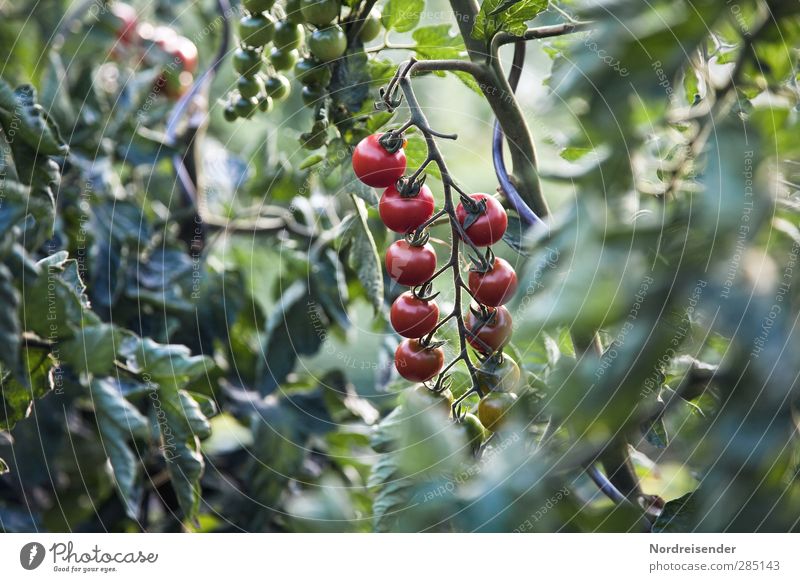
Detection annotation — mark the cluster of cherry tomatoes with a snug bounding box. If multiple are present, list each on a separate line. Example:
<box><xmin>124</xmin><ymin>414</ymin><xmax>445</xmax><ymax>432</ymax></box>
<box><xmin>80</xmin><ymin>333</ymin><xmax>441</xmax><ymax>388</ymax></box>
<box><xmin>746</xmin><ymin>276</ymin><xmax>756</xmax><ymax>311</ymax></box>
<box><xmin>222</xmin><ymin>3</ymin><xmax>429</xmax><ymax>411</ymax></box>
<box><xmin>352</xmin><ymin>133</ymin><xmax>522</xmax><ymax>435</ymax></box>
<box><xmin>224</xmin><ymin>0</ymin><xmax>381</xmax><ymax>122</ymax></box>
<box><xmin>102</xmin><ymin>3</ymin><xmax>199</xmax><ymax>99</ymax></box>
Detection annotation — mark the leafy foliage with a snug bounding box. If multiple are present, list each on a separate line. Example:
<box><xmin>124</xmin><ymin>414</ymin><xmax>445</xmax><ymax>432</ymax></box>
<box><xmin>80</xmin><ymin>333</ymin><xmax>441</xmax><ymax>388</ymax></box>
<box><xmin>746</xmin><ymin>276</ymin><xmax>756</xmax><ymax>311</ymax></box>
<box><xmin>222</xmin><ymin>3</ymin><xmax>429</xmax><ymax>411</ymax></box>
<box><xmin>1</xmin><ymin>0</ymin><xmax>799</xmax><ymax>534</ymax></box>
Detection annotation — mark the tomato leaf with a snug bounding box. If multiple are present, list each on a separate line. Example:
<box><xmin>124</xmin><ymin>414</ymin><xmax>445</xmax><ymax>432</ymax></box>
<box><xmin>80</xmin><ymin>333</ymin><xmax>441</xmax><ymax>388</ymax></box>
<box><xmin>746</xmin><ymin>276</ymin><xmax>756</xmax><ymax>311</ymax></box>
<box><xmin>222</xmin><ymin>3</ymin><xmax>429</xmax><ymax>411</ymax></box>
<box><xmin>90</xmin><ymin>377</ymin><xmax>149</xmax><ymax>520</ymax></box>
<box><xmin>472</xmin><ymin>0</ymin><xmax>548</xmax><ymax>41</ymax></box>
<box><xmin>343</xmin><ymin>195</ymin><xmax>384</xmax><ymax>313</ymax></box>
<box><xmin>412</xmin><ymin>25</ymin><xmax>466</xmax><ymax>59</ymax></box>
<box><xmin>651</xmin><ymin>491</ymin><xmax>697</xmax><ymax>532</ymax></box>
<box><xmin>381</xmin><ymin>0</ymin><xmax>425</xmax><ymax>33</ymax></box>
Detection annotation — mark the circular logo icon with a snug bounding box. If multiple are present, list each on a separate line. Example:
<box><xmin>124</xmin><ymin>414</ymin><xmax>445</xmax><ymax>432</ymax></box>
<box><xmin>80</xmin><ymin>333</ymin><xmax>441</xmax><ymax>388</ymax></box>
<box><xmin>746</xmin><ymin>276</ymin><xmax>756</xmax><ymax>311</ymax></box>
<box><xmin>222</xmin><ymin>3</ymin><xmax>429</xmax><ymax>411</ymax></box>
<box><xmin>20</xmin><ymin>542</ymin><xmax>46</xmax><ymax>570</ymax></box>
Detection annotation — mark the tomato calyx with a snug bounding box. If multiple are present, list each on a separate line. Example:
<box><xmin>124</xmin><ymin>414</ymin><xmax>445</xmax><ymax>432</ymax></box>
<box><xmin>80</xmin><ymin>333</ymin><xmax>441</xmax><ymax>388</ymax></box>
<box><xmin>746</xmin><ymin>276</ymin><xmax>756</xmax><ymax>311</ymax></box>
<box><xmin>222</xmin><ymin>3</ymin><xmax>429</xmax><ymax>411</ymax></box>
<box><xmin>467</xmin><ymin>247</ymin><xmax>495</xmax><ymax>275</ymax></box>
<box><xmin>458</xmin><ymin>193</ymin><xmax>488</xmax><ymax>231</ymax></box>
<box><xmin>405</xmin><ymin>228</ymin><xmax>430</xmax><ymax>248</ymax></box>
<box><xmin>377</xmin><ymin>85</ymin><xmax>403</xmax><ymax>111</ymax></box>
<box><xmin>466</xmin><ymin>304</ymin><xmax>500</xmax><ymax>353</ymax></box>
<box><xmin>395</xmin><ymin>173</ymin><xmax>427</xmax><ymax>198</ymax></box>
<box><xmin>469</xmin><ymin>303</ymin><xmax>496</xmax><ymax>326</ymax></box>
<box><xmin>412</xmin><ymin>280</ymin><xmax>439</xmax><ymax>302</ymax></box>
<box><xmin>378</xmin><ymin>131</ymin><xmax>405</xmax><ymax>154</ymax></box>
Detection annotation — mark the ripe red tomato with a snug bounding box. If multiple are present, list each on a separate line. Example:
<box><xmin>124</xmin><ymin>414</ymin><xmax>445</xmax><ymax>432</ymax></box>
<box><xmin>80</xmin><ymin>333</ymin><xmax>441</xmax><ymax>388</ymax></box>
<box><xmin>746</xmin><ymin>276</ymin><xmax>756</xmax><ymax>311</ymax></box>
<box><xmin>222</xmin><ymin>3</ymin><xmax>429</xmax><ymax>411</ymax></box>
<box><xmin>390</xmin><ymin>292</ymin><xmax>439</xmax><ymax>338</ymax></box>
<box><xmin>468</xmin><ymin>257</ymin><xmax>518</xmax><ymax>307</ymax></box>
<box><xmin>151</xmin><ymin>25</ymin><xmax>178</xmax><ymax>52</ymax></box>
<box><xmin>465</xmin><ymin>305</ymin><xmax>513</xmax><ymax>353</ymax></box>
<box><xmin>379</xmin><ymin>183</ymin><xmax>435</xmax><ymax>233</ymax></box>
<box><xmin>478</xmin><ymin>392</ymin><xmax>518</xmax><ymax>431</ymax></box>
<box><xmin>456</xmin><ymin>194</ymin><xmax>508</xmax><ymax>247</ymax></box>
<box><xmin>173</xmin><ymin>36</ymin><xmax>199</xmax><ymax>74</ymax></box>
<box><xmin>111</xmin><ymin>3</ymin><xmax>138</xmax><ymax>44</ymax></box>
<box><xmin>395</xmin><ymin>339</ymin><xmax>445</xmax><ymax>382</ymax></box>
<box><xmin>385</xmin><ymin>240</ymin><xmax>437</xmax><ymax>286</ymax></box>
<box><xmin>352</xmin><ymin>134</ymin><xmax>407</xmax><ymax>188</ymax></box>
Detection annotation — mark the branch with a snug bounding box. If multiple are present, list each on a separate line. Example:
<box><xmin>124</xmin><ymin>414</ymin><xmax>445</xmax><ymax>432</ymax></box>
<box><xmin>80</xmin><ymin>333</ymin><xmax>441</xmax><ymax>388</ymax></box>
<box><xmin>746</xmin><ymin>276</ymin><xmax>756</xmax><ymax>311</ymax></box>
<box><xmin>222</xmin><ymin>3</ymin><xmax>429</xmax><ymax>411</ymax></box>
<box><xmin>387</xmin><ymin>74</ymin><xmax>485</xmax><ymax>411</ymax></box>
<box><xmin>493</xmin><ymin>22</ymin><xmax>591</xmax><ymax>48</ymax></box>
<box><xmin>448</xmin><ymin>0</ymin><xmax>549</xmax><ymax>218</ymax></box>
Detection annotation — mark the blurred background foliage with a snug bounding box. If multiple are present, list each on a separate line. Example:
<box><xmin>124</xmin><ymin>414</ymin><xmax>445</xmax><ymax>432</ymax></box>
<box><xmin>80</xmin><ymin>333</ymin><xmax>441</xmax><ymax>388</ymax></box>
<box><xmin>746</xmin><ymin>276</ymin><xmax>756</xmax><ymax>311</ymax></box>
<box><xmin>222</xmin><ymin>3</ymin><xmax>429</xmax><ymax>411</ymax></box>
<box><xmin>1</xmin><ymin>0</ymin><xmax>799</xmax><ymax>532</ymax></box>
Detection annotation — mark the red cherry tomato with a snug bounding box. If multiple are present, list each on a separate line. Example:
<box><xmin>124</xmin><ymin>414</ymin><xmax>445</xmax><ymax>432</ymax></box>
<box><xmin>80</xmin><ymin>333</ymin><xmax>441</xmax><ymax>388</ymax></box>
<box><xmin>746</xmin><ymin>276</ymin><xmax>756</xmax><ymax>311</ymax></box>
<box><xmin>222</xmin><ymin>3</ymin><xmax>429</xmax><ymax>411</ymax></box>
<box><xmin>468</xmin><ymin>257</ymin><xmax>518</xmax><ymax>307</ymax></box>
<box><xmin>379</xmin><ymin>183</ymin><xmax>435</xmax><ymax>234</ymax></box>
<box><xmin>390</xmin><ymin>292</ymin><xmax>439</xmax><ymax>338</ymax></box>
<box><xmin>455</xmin><ymin>194</ymin><xmax>508</xmax><ymax>247</ymax></box>
<box><xmin>395</xmin><ymin>339</ymin><xmax>445</xmax><ymax>382</ymax></box>
<box><xmin>111</xmin><ymin>3</ymin><xmax>139</xmax><ymax>44</ymax></box>
<box><xmin>385</xmin><ymin>240</ymin><xmax>437</xmax><ymax>286</ymax></box>
<box><xmin>173</xmin><ymin>36</ymin><xmax>199</xmax><ymax>74</ymax></box>
<box><xmin>465</xmin><ymin>306</ymin><xmax>513</xmax><ymax>353</ymax></box>
<box><xmin>152</xmin><ymin>25</ymin><xmax>178</xmax><ymax>51</ymax></box>
<box><xmin>352</xmin><ymin>134</ymin><xmax>407</xmax><ymax>188</ymax></box>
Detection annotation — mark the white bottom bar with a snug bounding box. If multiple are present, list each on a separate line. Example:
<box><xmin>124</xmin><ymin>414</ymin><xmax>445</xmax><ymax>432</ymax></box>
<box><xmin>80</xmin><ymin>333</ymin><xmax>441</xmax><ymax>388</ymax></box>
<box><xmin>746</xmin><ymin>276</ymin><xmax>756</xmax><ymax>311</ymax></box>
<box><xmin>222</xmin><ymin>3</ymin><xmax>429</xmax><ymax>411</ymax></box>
<box><xmin>1</xmin><ymin>534</ymin><xmax>797</xmax><ymax>580</ymax></box>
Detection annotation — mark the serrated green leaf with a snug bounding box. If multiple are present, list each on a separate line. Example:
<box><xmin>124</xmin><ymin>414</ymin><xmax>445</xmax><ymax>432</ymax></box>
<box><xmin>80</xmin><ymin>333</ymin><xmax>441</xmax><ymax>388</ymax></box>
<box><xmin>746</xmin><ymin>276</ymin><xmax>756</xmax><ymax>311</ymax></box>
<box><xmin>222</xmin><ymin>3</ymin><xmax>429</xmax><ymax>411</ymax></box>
<box><xmin>344</xmin><ymin>195</ymin><xmax>384</xmax><ymax>313</ymax></box>
<box><xmin>473</xmin><ymin>0</ymin><xmax>548</xmax><ymax>41</ymax></box>
<box><xmin>652</xmin><ymin>491</ymin><xmax>696</xmax><ymax>532</ymax></box>
<box><xmin>560</xmin><ymin>147</ymin><xmax>593</xmax><ymax>162</ymax></box>
<box><xmin>403</xmin><ymin>135</ymin><xmax>441</xmax><ymax>180</ymax></box>
<box><xmin>0</xmin><ymin>80</ymin><xmax>68</xmax><ymax>156</ymax></box>
<box><xmin>413</xmin><ymin>25</ymin><xmax>466</xmax><ymax>59</ymax></box>
<box><xmin>643</xmin><ymin>417</ymin><xmax>669</xmax><ymax>448</ymax></box>
<box><xmin>60</xmin><ymin>323</ymin><xmax>125</xmax><ymax>376</ymax></box>
<box><xmin>0</xmin><ymin>264</ymin><xmax>21</xmax><ymax>377</ymax></box>
<box><xmin>450</xmin><ymin>70</ymin><xmax>484</xmax><ymax>95</ymax></box>
<box><xmin>256</xmin><ymin>280</ymin><xmax>324</xmax><ymax>395</ymax></box>
<box><xmin>90</xmin><ymin>377</ymin><xmax>149</xmax><ymax>519</ymax></box>
<box><xmin>122</xmin><ymin>338</ymin><xmax>213</xmax><ymax>384</ymax></box>
<box><xmin>299</xmin><ymin>154</ymin><xmax>324</xmax><ymax>170</ymax></box>
<box><xmin>0</xmin><ymin>348</ymin><xmax>53</xmax><ymax>431</ymax></box>
<box><xmin>381</xmin><ymin>0</ymin><xmax>425</xmax><ymax>33</ymax></box>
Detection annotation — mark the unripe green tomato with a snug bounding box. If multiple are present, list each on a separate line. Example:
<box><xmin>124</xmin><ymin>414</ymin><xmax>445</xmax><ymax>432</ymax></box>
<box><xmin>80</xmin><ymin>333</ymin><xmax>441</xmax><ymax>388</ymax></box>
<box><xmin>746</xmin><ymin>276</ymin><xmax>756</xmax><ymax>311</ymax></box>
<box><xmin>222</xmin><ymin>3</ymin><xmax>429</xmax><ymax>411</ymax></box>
<box><xmin>478</xmin><ymin>392</ymin><xmax>518</xmax><ymax>432</ymax></box>
<box><xmin>294</xmin><ymin>57</ymin><xmax>330</xmax><ymax>85</ymax></box>
<box><xmin>308</xmin><ymin>25</ymin><xmax>347</xmax><ymax>62</ymax></box>
<box><xmin>239</xmin><ymin>13</ymin><xmax>275</xmax><ymax>47</ymax></box>
<box><xmin>258</xmin><ymin>95</ymin><xmax>273</xmax><ymax>112</ymax></box>
<box><xmin>223</xmin><ymin>105</ymin><xmax>238</xmax><ymax>122</ymax></box>
<box><xmin>273</xmin><ymin>20</ymin><xmax>304</xmax><ymax>51</ymax></box>
<box><xmin>269</xmin><ymin>47</ymin><xmax>298</xmax><ymax>71</ymax></box>
<box><xmin>265</xmin><ymin>75</ymin><xmax>291</xmax><ymax>100</ymax></box>
<box><xmin>285</xmin><ymin>0</ymin><xmax>305</xmax><ymax>24</ymax></box>
<box><xmin>301</xmin><ymin>84</ymin><xmax>325</xmax><ymax>107</ymax></box>
<box><xmin>410</xmin><ymin>385</ymin><xmax>454</xmax><ymax>415</ymax></box>
<box><xmin>457</xmin><ymin>413</ymin><xmax>487</xmax><ymax>454</ymax></box>
<box><xmin>476</xmin><ymin>355</ymin><xmax>521</xmax><ymax>393</ymax></box>
<box><xmin>233</xmin><ymin>95</ymin><xmax>258</xmax><ymax>118</ymax></box>
<box><xmin>242</xmin><ymin>0</ymin><xmax>276</xmax><ymax>13</ymax></box>
<box><xmin>237</xmin><ymin>75</ymin><xmax>264</xmax><ymax>99</ymax></box>
<box><xmin>232</xmin><ymin>47</ymin><xmax>262</xmax><ymax>77</ymax></box>
<box><xmin>359</xmin><ymin>8</ymin><xmax>382</xmax><ymax>42</ymax></box>
<box><xmin>300</xmin><ymin>0</ymin><xmax>339</xmax><ymax>27</ymax></box>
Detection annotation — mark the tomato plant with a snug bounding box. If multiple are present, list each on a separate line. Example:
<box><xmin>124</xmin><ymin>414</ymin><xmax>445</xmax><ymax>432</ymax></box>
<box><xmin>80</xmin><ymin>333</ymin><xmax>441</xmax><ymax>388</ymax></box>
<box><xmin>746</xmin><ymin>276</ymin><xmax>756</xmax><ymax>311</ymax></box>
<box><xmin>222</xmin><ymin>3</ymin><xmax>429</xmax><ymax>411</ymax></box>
<box><xmin>1</xmin><ymin>0</ymin><xmax>798</xmax><ymax>539</ymax></box>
